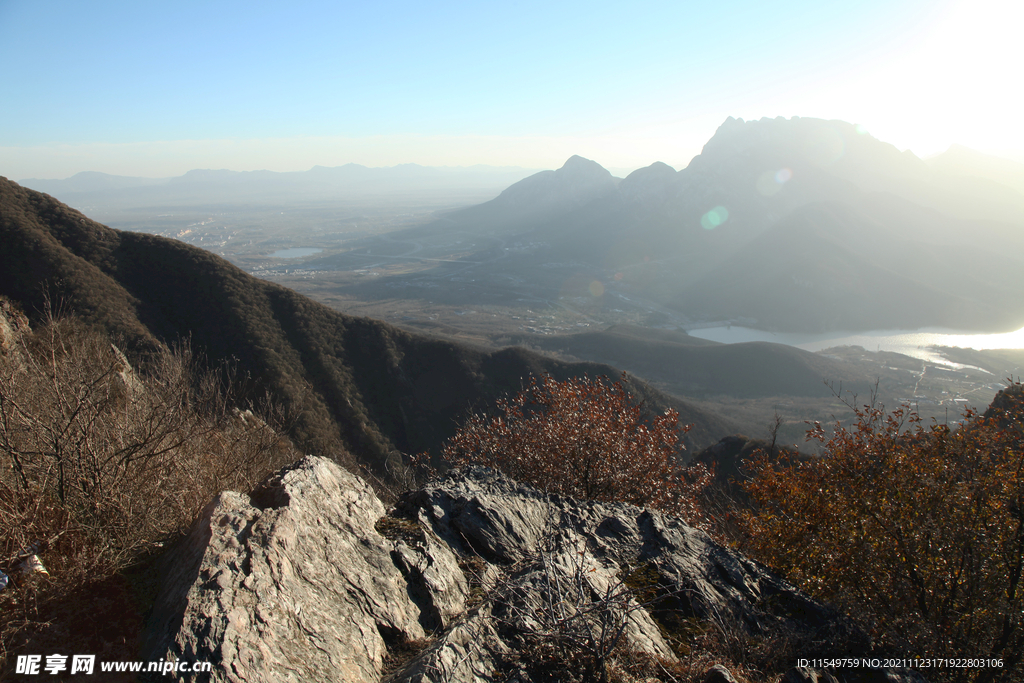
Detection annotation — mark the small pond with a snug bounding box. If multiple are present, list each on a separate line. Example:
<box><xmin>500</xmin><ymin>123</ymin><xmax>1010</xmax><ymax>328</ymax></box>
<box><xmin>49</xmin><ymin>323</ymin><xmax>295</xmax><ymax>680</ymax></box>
<box><xmin>269</xmin><ymin>248</ymin><xmax>323</xmax><ymax>259</ymax></box>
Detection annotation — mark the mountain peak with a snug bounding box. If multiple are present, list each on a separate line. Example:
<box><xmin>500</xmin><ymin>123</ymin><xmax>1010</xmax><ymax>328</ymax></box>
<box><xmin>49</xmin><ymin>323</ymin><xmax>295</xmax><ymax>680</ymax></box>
<box><xmin>557</xmin><ymin>155</ymin><xmax>612</xmax><ymax>178</ymax></box>
<box><xmin>483</xmin><ymin>155</ymin><xmax>617</xmax><ymax>214</ymax></box>
<box><xmin>620</xmin><ymin>161</ymin><xmax>679</xmax><ymax>201</ymax></box>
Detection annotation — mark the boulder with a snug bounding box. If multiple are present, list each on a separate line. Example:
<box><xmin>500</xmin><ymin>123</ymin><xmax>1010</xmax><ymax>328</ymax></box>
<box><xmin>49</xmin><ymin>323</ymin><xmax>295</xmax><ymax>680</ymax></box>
<box><xmin>144</xmin><ymin>457</ymin><xmax>425</xmax><ymax>682</ymax></box>
<box><xmin>705</xmin><ymin>664</ymin><xmax>739</xmax><ymax>683</ymax></box>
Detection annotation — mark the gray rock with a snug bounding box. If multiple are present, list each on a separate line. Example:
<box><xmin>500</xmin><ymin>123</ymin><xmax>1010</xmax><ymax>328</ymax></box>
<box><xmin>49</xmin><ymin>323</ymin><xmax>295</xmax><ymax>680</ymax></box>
<box><xmin>390</xmin><ymin>521</ymin><xmax>470</xmax><ymax>631</ymax></box>
<box><xmin>705</xmin><ymin>664</ymin><xmax>738</xmax><ymax>683</ymax></box>
<box><xmin>144</xmin><ymin>457</ymin><xmax>425</xmax><ymax>682</ymax></box>
<box><xmin>388</xmin><ymin>467</ymin><xmax>867</xmax><ymax>681</ymax></box>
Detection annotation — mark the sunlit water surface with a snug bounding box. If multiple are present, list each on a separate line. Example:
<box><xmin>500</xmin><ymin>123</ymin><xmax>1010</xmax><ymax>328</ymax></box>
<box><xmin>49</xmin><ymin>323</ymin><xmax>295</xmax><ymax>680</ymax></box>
<box><xmin>688</xmin><ymin>326</ymin><xmax>1024</xmax><ymax>366</ymax></box>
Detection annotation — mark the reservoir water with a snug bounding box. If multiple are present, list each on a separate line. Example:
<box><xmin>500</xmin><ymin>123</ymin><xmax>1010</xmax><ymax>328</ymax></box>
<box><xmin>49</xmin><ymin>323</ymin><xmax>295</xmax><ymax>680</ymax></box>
<box><xmin>269</xmin><ymin>247</ymin><xmax>323</xmax><ymax>259</ymax></box>
<box><xmin>687</xmin><ymin>325</ymin><xmax>1024</xmax><ymax>365</ymax></box>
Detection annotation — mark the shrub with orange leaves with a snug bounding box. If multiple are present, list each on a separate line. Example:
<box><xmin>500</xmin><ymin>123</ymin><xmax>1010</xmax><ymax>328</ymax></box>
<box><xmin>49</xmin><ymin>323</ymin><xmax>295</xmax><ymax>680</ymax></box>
<box><xmin>739</xmin><ymin>384</ymin><xmax>1024</xmax><ymax>683</ymax></box>
<box><xmin>442</xmin><ymin>373</ymin><xmax>712</xmax><ymax>527</ymax></box>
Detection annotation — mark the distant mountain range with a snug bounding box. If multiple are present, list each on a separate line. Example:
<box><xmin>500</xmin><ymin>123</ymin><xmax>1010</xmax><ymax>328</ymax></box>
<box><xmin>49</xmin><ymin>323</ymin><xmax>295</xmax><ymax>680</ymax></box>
<box><xmin>384</xmin><ymin>117</ymin><xmax>1024</xmax><ymax>333</ymax></box>
<box><xmin>18</xmin><ymin>164</ymin><xmax>540</xmax><ymax>207</ymax></box>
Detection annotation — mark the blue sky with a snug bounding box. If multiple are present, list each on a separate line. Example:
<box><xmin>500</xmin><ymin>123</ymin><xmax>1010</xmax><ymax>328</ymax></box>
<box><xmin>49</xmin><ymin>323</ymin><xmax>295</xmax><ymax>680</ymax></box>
<box><xmin>1</xmin><ymin>0</ymin><xmax>1021</xmax><ymax>178</ymax></box>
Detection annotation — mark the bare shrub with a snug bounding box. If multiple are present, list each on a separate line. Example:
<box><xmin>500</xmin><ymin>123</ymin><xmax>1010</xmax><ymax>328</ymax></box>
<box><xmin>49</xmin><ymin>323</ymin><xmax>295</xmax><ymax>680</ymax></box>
<box><xmin>442</xmin><ymin>373</ymin><xmax>713</xmax><ymax>526</ymax></box>
<box><xmin>0</xmin><ymin>312</ymin><xmax>300</xmax><ymax>671</ymax></box>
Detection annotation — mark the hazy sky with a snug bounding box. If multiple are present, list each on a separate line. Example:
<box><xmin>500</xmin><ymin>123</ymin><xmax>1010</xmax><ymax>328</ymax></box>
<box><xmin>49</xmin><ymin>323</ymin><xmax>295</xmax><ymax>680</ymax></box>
<box><xmin>1</xmin><ymin>0</ymin><xmax>1021</xmax><ymax>179</ymax></box>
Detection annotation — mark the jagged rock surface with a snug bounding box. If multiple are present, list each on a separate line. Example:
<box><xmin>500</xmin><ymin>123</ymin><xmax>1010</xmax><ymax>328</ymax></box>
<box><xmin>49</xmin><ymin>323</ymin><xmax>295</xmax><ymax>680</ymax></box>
<box><xmin>146</xmin><ymin>459</ymin><xmax>877</xmax><ymax>682</ymax></box>
<box><xmin>388</xmin><ymin>467</ymin><xmax>865</xmax><ymax>682</ymax></box>
<box><xmin>144</xmin><ymin>457</ymin><xmax>425</xmax><ymax>682</ymax></box>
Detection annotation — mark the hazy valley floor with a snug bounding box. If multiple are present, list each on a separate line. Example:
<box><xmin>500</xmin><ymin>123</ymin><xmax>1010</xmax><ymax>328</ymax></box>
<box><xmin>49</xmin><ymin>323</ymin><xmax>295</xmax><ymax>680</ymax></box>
<box><xmin>62</xmin><ymin>190</ymin><xmax>1024</xmax><ymax>453</ymax></box>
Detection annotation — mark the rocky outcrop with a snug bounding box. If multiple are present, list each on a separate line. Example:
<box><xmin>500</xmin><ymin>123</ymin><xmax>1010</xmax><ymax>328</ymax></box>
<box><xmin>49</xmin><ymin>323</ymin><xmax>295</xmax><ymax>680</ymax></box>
<box><xmin>388</xmin><ymin>467</ymin><xmax>865</xmax><ymax>682</ymax></box>
<box><xmin>144</xmin><ymin>457</ymin><xmax>426</xmax><ymax>681</ymax></box>
<box><xmin>144</xmin><ymin>458</ymin><xmax>893</xmax><ymax>682</ymax></box>
<box><xmin>0</xmin><ymin>296</ymin><xmax>29</xmax><ymax>357</ymax></box>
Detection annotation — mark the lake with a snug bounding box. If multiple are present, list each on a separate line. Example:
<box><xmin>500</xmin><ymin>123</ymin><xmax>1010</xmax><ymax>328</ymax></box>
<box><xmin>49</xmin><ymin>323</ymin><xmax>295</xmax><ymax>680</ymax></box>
<box><xmin>269</xmin><ymin>247</ymin><xmax>323</xmax><ymax>259</ymax></box>
<box><xmin>687</xmin><ymin>325</ymin><xmax>1024</xmax><ymax>365</ymax></box>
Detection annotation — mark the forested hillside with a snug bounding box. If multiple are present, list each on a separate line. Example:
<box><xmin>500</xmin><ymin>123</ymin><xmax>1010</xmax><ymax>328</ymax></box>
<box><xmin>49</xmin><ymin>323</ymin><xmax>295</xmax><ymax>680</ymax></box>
<box><xmin>0</xmin><ymin>177</ymin><xmax>736</xmax><ymax>477</ymax></box>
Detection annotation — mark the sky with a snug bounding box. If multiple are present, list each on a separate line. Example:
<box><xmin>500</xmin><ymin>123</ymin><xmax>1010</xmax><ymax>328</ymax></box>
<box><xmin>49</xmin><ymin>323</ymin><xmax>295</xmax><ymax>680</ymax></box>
<box><xmin>1</xmin><ymin>0</ymin><xmax>1022</xmax><ymax>179</ymax></box>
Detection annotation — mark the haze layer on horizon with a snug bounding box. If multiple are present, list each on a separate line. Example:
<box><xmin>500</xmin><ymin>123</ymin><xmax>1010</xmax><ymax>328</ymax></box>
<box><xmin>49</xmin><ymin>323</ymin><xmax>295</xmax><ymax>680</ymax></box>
<box><xmin>1</xmin><ymin>0</ymin><xmax>1021</xmax><ymax>179</ymax></box>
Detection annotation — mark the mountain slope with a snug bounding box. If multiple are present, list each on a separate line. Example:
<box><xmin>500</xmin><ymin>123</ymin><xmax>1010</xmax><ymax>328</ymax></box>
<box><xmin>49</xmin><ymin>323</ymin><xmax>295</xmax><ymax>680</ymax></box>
<box><xmin>505</xmin><ymin>323</ymin><xmax>878</xmax><ymax>399</ymax></box>
<box><xmin>925</xmin><ymin>145</ymin><xmax>1024</xmax><ymax>197</ymax></box>
<box><xmin>675</xmin><ymin>200</ymin><xmax>1024</xmax><ymax>332</ymax></box>
<box><xmin>0</xmin><ymin>177</ymin><xmax>736</xmax><ymax>470</ymax></box>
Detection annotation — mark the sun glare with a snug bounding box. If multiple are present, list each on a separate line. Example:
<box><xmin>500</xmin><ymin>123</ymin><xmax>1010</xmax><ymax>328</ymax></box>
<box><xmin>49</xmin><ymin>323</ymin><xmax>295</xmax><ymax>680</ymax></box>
<box><xmin>848</xmin><ymin>0</ymin><xmax>1023</xmax><ymax>157</ymax></box>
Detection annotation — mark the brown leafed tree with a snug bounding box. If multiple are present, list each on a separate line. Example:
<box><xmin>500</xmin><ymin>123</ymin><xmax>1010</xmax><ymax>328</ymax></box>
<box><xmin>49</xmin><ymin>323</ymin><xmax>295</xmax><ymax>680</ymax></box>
<box><xmin>738</xmin><ymin>385</ymin><xmax>1024</xmax><ymax>683</ymax></box>
<box><xmin>442</xmin><ymin>373</ymin><xmax>712</xmax><ymax>526</ymax></box>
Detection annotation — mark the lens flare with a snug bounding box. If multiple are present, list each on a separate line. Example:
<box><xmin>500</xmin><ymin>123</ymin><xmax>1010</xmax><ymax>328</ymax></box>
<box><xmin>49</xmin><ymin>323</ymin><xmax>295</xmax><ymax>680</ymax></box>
<box><xmin>589</xmin><ymin>280</ymin><xmax>604</xmax><ymax>297</ymax></box>
<box><xmin>855</xmin><ymin>124</ymin><xmax>869</xmax><ymax>135</ymax></box>
<box><xmin>700</xmin><ymin>206</ymin><xmax>729</xmax><ymax>230</ymax></box>
<box><xmin>757</xmin><ymin>168</ymin><xmax>793</xmax><ymax>196</ymax></box>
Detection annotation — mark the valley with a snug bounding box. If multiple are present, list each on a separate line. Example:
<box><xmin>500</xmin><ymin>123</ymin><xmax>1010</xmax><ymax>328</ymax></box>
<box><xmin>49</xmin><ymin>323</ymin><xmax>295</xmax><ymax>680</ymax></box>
<box><xmin>12</xmin><ymin>116</ymin><xmax>1024</xmax><ymax>455</ymax></box>
<box><xmin>102</xmin><ymin>185</ymin><xmax>1023</xmax><ymax>453</ymax></box>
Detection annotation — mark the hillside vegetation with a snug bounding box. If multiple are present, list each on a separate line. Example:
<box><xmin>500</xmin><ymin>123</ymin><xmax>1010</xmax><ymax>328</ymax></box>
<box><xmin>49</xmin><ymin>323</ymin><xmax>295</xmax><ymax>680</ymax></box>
<box><xmin>0</xmin><ymin>176</ymin><xmax>737</xmax><ymax>482</ymax></box>
<box><xmin>0</xmin><ymin>301</ymin><xmax>302</xmax><ymax>668</ymax></box>
<box><xmin>738</xmin><ymin>385</ymin><xmax>1024</xmax><ymax>682</ymax></box>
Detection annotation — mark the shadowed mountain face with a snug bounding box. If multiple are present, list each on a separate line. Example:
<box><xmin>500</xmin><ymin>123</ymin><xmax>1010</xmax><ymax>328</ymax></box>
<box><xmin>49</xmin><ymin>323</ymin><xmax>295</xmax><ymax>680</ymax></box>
<box><xmin>676</xmin><ymin>200</ymin><xmax>1024</xmax><ymax>331</ymax></box>
<box><xmin>503</xmin><ymin>323</ymin><xmax>875</xmax><ymax>399</ymax></box>
<box><xmin>0</xmin><ymin>177</ymin><xmax>737</xmax><ymax>471</ymax></box>
<box><xmin>371</xmin><ymin>116</ymin><xmax>1024</xmax><ymax>333</ymax></box>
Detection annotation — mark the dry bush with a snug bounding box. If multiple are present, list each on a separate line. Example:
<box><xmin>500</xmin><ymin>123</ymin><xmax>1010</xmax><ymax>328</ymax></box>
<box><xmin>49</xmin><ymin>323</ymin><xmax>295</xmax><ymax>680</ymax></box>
<box><xmin>738</xmin><ymin>385</ymin><xmax>1024</xmax><ymax>683</ymax></box>
<box><xmin>0</xmin><ymin>312</ymin><xmax>301</xmax><ymax>670</ymax></box>
<box><xmin>441</xmin><ymin>373</ymin><xmax>713</xmax><ymax>526</ymax></box>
